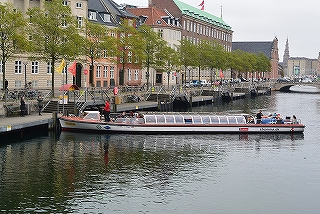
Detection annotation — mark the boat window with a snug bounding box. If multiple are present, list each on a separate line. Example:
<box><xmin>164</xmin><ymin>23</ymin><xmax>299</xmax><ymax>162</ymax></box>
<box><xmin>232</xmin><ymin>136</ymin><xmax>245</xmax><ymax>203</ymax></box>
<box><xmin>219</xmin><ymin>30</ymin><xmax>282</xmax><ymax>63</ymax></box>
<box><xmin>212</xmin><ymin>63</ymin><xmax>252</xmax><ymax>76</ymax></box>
<box><xmin>202</xmin><ymin>116</ymin><xmax>210</xmax><ymax>124</ymax></box>
<box><xmin>156</xmin><ymin>115</ymin><xmax>166</xmax><ymax>123</ymax></box>
<box><xmin>210</xmin><ymin>116</ymin><xmax>219</xmax><ymax>124</ymax></box>
<box><xmin>145</xmin><ymin>115</ymin><xmax>156</xmax><ymax>124</ymax></box>
<box><xmin>193</xmin><ymin>116</ymin><xmax>202</xmax><ymax>124</ymax></box>
<box><xmin>83</xmin><ymin>112</ymin><xmax>100</xmax><ymax>120</ymax></box>
<box><xmin>227</xmin><ymin>116</ymin><xmax>237</xmax><ymax>124</ymax></box>
<box><xmin>236</xmin><ymin>116</ymin><xmax>246</xmax><ymax>124</ymax></box>
<box><xmin>219</xmin><ymin>116</ymin><xmax>228</xmax><ymax>124</ymax></box>
<box><xmin>165</xmin><ymin>115</ymin><xmax>175</xmax><ymax>123</ymax></box>
<box><xmin>184</xmin><ymin>118</ymin><xmax>193</xmax><ymax>124</ymax></box>
<box><xmin>174</xmin><ymin>115</ymin><xmax>184</xmax><ymax>123</ymax></box>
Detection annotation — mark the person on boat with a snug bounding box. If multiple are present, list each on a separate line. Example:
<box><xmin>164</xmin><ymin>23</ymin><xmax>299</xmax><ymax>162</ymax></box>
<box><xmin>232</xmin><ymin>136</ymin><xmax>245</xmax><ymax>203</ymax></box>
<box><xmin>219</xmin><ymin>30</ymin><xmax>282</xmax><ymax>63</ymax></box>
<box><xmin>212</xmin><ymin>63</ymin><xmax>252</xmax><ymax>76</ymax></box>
<box><xmin>247</xmin><ymin>115</ymin><xmax>254</xmax><ymax>123</ymax></box>
<box><xmin>292</xmin><ymin>115</ymin><xmax>298</xmax><ymax>124</ymax></box>
<box><xmin>256</xmin><ymin>110</ymin><xmax>263</xmax><ymax>124</ymax></box>
<box><xmin>129</xmin><ymin>111</ymin><xmax>134</xmax><ymax>118</ymax></box>
<box><xmin>117</xmin><ymin>111</ymin><xmax>127</xmax><ymax>118</ymax></box>
<box><xmin>103</xmin><ymin>100</ymin><xmax>111</xmax><ymax>122</ymax></box>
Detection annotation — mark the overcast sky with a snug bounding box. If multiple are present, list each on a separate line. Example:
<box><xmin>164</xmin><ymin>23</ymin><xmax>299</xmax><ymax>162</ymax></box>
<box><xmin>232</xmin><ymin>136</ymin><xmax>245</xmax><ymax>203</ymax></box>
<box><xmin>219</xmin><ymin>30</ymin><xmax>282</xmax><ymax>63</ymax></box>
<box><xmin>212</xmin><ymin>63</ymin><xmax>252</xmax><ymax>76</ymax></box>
<box><xmin>114</xmin><ymin>0</ymin><xmax>320</xmax><ymax>61</ymax></box>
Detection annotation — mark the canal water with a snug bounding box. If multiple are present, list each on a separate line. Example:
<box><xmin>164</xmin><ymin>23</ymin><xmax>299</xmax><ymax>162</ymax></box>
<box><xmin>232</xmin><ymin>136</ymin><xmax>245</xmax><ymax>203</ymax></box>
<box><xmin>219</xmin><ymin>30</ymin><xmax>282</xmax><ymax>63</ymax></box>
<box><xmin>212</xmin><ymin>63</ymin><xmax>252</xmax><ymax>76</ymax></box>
<box><xmin>1</xmin><ymin>90</ymin><xmax>320</xmax><ymax>213</ymax></box>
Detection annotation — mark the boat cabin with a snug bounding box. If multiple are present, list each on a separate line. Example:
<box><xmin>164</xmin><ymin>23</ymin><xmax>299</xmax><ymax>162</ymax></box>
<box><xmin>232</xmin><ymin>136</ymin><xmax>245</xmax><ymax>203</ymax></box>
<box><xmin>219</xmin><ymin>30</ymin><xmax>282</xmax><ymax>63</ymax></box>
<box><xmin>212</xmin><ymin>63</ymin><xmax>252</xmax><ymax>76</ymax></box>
<box><xmin>114</xmin><ymin>114</ymin><xmax>247</xmax><ymax>125</ymax></box>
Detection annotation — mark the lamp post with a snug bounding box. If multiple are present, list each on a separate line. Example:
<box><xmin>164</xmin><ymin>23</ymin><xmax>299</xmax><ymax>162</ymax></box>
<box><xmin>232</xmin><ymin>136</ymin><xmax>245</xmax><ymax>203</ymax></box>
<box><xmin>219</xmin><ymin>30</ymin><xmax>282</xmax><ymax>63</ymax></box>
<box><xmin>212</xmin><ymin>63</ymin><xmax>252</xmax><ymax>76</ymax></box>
<box><xmin>23</xmin><ymin>61</ymin><xmax>28</xmax><ymax>90</ymax></box>
<box><xmin>65</xmin><ymin>62</ymin><xmax>68</xmax><ymax>85</ymax></box>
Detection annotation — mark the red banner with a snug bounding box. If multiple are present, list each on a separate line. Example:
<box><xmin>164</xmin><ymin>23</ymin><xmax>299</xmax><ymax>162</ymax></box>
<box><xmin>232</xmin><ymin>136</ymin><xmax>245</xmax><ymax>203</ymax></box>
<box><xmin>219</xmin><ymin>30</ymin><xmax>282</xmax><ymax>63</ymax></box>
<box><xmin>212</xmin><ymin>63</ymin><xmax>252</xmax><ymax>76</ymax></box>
<box><xmin>68</xmin><ymin>61</ymin><xmax>76</xmax><ymax>77</ymax></box>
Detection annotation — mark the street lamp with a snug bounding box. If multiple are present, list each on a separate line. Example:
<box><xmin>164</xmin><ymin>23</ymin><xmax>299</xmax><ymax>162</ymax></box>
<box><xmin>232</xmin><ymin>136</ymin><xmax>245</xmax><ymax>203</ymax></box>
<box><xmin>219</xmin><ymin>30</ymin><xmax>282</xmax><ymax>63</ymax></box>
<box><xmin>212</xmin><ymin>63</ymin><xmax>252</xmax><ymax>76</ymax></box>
<box><xmin>23</xmin><ymin>61</ymin><xmax>28</xmax><ymax>89</ymax></box>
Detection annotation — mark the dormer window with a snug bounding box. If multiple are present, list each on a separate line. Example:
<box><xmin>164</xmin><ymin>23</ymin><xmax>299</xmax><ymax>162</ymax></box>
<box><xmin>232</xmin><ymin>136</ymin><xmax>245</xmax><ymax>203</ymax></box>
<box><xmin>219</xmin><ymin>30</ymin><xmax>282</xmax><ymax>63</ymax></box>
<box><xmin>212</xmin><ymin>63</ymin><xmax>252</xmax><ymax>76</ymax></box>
<box><xmin>103</xmin><ymin>13</ymin><xmax>111</xmax><ymax>22</ymax></box>
<box><xmin>89</xmin><ymin>11</ymin><xmax>96</xmax><ymax>20</ymax></box>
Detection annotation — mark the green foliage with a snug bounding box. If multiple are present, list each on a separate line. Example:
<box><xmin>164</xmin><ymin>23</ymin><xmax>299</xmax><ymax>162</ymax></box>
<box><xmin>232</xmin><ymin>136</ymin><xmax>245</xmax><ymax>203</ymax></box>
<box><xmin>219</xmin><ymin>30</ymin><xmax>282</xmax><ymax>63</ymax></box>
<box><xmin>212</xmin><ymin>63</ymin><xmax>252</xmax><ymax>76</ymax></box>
<box><xmin>138</xmin><ymin>25</ymin><xmax>167</xmax><ymax>87</ymax></box>
<box><xmin>0</xmin><ymin>3</ymin><xmax>28</xmax><ymax>89</ymax></box>
<box><xmin>116</xmin><ymin>19</ymin><xmax>144</xmax><ymax>85</ymax></box>
<box><xmin>27</xmin><ymin>0</ymin><xmax>83</xmax><ymax>94</ymax></box>
<box><xmin>83</xmin><ymin>20</ymin><xmax>117</xmax><ymax>86</ymax></box>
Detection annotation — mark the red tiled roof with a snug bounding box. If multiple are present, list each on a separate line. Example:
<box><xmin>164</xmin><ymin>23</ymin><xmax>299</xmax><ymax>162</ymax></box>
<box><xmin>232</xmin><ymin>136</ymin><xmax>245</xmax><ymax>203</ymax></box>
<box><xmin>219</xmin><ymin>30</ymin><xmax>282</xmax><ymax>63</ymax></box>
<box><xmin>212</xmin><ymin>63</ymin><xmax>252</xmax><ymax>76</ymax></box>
<box><xmin>128</xmin><ymin>7</ymin><xmax>172</xmax><ymax>27</ymax></box>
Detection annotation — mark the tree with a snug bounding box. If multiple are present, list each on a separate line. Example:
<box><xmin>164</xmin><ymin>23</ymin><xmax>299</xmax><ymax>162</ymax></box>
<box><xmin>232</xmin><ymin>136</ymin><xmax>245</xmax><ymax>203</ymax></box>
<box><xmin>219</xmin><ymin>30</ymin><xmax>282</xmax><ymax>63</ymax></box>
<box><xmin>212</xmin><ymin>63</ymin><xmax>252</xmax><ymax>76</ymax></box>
<box><xmin>207</xmin><ymin>43</ymin><xmax>226</xmax><ymax>83</ymax></box>
<box><xmin>138</xmin><ymin>25</ymin><xmax>166</xmax><ymax>88</ymax></box>
<box><xmin>27</xmin><ymin>0</ymin><xmax>83</xmax><ymax>95</ymax></box>
<box><xmin>0</xmin><ymin>3</ymin><xmax>28</xmax><ymax>90</ymax></box>
<box><xmin>83</xmin><ymin>20</ymin><xmax>117</xmax><ymax>87</ymax></box>
<box><xmin>195</xmin><ymin>40</ymin><xmax>213</xmax><ymax>82</ymax></box>
<box><xmin>116</xmin><ymin>19</ymin><xmax>144</xmax><ymax>86</ymax></box>
<box><xmin>177</xmin><ymin>39</ymin><xmax>197</xmax><ymax>84</ymax></box>
<box><xmin>155</xmin><ymin>45</ymin><xmax>178</xmax><ymax>86</ymax></box>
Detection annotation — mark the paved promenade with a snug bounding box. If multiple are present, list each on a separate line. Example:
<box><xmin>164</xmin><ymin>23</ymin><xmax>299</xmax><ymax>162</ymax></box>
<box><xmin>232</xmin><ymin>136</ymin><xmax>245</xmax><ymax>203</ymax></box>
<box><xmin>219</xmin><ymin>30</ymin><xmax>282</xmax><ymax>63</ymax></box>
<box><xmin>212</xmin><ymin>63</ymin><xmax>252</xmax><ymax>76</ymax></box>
<box><xmin>0</xmin><ymin>100</ymin><xmax>160</xmax><ymax>135</ymax></box>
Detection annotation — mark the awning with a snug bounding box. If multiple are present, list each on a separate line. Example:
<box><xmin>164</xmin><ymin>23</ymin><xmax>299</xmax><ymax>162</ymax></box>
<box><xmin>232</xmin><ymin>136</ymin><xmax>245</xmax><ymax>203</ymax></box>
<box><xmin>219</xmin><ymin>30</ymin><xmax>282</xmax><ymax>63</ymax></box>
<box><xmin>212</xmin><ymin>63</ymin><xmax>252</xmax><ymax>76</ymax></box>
<box><xmin>59</xmin><ymin>84</ymin><xmax>79</xmax><ymax>91</ymax></box>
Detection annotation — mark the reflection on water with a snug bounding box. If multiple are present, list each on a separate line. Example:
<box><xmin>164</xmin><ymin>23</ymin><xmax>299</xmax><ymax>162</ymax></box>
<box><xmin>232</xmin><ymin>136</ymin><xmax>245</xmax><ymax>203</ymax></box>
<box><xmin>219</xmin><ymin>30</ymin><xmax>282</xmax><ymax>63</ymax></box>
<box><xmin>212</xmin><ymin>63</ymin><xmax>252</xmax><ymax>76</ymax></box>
<box><xmin>0</xmin><ymin>131</ymin><xmax>304</xmax><ymax>213</ymax></box>
<box><xmin>290</xmin><ymin>85</ymin><xmax>320</xmax><ymax>93</ymax></box>
<box><xmin>1</xmin><ymin>91</ymin><xmax>319</xmax><ymax>214</ymax></box>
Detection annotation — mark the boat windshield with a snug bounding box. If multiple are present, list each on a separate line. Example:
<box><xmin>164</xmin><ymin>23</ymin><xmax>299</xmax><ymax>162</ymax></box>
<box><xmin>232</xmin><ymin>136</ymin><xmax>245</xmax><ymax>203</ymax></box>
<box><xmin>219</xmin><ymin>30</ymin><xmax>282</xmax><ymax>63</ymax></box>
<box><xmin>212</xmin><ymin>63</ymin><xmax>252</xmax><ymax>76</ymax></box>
<box><xmin>83</xmin><ymin>112</ymin><xmax>100</xmax><ymax>120</ymax></box>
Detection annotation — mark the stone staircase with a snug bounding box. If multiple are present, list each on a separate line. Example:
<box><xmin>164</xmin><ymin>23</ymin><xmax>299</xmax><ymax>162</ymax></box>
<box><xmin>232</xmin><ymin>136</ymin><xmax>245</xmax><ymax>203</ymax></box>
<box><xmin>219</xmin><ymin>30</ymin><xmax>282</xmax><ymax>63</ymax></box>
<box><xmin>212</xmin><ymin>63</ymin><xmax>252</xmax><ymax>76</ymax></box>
<box><xmin>42</xmin><ymin>101</ymin><xmax>77</xmax><ymax>114</ymax></box>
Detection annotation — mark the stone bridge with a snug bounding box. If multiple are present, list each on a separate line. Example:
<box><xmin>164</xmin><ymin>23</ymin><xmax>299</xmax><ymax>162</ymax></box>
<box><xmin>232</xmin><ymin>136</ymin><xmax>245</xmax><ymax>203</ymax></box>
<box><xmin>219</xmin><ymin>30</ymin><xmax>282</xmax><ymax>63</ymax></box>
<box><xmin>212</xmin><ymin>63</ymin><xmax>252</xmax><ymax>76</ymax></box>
<box><xmin>273</xmin><ymin>82</ymin><xmax>320</xmax><ymax>92</ymax></box>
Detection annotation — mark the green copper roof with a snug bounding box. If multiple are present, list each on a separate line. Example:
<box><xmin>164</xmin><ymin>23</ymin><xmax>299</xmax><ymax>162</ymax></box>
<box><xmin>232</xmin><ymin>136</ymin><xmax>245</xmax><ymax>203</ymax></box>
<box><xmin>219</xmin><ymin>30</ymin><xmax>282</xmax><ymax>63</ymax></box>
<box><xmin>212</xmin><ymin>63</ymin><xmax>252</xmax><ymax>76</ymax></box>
<box><xmin>173</xmin><ymin>0</ymin><xmax>232</xmax><ymax>30</ymax></box>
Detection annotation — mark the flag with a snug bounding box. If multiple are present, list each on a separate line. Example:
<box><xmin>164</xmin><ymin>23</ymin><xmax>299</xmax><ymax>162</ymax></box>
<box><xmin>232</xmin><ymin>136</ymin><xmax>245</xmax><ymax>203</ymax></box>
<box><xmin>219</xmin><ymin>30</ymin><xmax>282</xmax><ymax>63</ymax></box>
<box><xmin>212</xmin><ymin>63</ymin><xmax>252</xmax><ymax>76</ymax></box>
<box><xmin>55</xmin><ymin>59</ymin><xmax>66</xmax><ymax>74</ymax></box>
<box><xmin>68</xmin><ymin>61</ymin><xmax>77</xmax><ymax>77</ymax></box>
<box><xmin>198</xmin><ymin>0</ymin><xmax>204</xmax><ymax>10</ymax></box>
<box><xmin>219</xmin><ymin>69</ymin><xmax>224</xmax><ymax>79</ymax></box>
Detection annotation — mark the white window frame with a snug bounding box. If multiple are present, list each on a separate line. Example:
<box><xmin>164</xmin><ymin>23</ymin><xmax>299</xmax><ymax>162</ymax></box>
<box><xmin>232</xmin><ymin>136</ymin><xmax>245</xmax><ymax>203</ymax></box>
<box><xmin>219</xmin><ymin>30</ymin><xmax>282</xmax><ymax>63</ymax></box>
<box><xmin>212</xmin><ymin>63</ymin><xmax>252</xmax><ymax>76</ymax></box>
<box><xmin>103</xmin><ymin>66</ymin><xmax>108</xmax><ymax>78</ymax></box>
<box><xmin>110</xmin><ymin>66</ymin><xmax>114</xmax><ymax>79</ymax></box>
<box><xmin>76</xmin><ymin>2</ymin><xmax>82</xmax><ymax>8</ymax></box>
<box><xmin>77</xmin><ymin>16</ymin><xmax>83</xmax><ymax>28</ymax></box>
<box><xmin>128</xmin><ymin>69</ymin><xmax>131</xmax><ymax>81</ymax></box>
<box><xmin>31</xmin><ymin>61</ymin><xmax>39</xmax><ymax>74</ymax></box>
<box><xmin>134</xmin><ymin>70</ymin><xmax>139</xmax><ymax>80</ymax></box>
<box><xmin>96</xmin><ymin>65</ymin><xmax>101</xmax><ymax>78</ymax></box>
<box><xmin>89</xmin><ymin>11</ymin><xmax>96</xmax><ymax>20</ymax></box>
<box><xmin>15</xmin><ymin>61</ymin><xmax>22</xmax><ymax>74</ymax></box>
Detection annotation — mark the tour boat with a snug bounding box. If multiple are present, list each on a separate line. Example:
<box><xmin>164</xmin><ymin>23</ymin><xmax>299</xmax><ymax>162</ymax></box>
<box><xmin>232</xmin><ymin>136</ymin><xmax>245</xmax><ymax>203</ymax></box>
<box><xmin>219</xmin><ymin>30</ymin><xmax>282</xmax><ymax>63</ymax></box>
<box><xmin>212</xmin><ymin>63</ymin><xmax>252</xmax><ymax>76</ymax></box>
<box><xmin>59</xmin><ymin>111</ymin><xmax>305</xmax><ymax>133</ymax></box>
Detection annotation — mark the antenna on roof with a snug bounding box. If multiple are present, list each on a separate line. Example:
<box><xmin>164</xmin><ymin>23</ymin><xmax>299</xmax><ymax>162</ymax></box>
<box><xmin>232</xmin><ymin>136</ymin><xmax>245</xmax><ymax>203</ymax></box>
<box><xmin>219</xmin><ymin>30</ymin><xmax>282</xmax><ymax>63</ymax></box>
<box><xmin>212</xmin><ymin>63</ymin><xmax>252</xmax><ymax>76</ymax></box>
<box><xmin>220</xmin><ymin>5</ymin><xmax>223</xmax><ymax>19</ymax></box>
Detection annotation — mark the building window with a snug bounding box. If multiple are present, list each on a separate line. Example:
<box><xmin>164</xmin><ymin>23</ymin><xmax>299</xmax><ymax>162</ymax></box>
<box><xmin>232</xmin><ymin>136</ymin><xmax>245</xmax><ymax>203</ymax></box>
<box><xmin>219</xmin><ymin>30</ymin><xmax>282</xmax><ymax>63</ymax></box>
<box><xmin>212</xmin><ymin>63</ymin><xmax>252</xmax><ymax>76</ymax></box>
<box><xmin>15</xmin><ymin>80</ymin><xmax>22</xmax><ymax>88</ymax></box>
<box><xmin>96</xmin><ymin>66</ymin><xmax>101</xmax><ymax>78</ymax></box>
<box><xmin>103</xmin><ymin>14</ymin><xmax>111</xmax><ymax>22</ymax></box>
<box><xmin>158</xmin><ymin>29</ymin><xmax>163</xmax><ymax>37</ymax></box>
<box><xmin>76</xmin><ymin>2</ymin><xmax>82</xmax><ymax>8</ymax></box>
<box><xmin>89</xmin><ymin>11</ymin><xmax>96</xmax><ymax>20</ymax></box>
<box><xmin>128</xmin><ymin>69</ymin><xmax>131</xmax><ymax>81</ymax></box>
<box><xmin>103</xmin><ymin>81</ymin><xmax>108</xmax><ymax>87</ymax></box>
<box><xmin>31</xmin><ymin>80</ymin><xmax>38</xmax><ymax>87</ymax></box>
<box><xmin>77</xmin><ymin>16</ymin><xmax>83</xmax><ymax>28</ymax></box>
<box><xmin>103</xmin><ymin>50</ymin><xmax>108</xmax><ymax>58</ymax></box>
<box><xmin>31</xmin><ymin>61</ymin><xmax>39</xmax><ymax>74</ymax></box>
<box><xmin>47</xmin><ymin>80</ymin><xmax>52</xmax><ymax>87</ymax></box>
<box><xmin>96</xmin><ymin>81</ymin><xmax>101</xmax><ymax>87</ymax></box>
<box><xmin>128</xmin><ymin>51</ymin><xmax>132</xmax><ymax>63</ymax></box>
<box><xmin>103</xmin><ymin>66</ymin><xmax>108</xmax><ymax>78</ymax></box>
<box><xmin>62</xmin><ymin>0</ymin><xmax>68</xmax><ymax>6</ymax></box>
<box><xmin>110</xmin><ymin>66</ymin><xmax>114</xmax><ymax>79</ymax></box>
<box><xmin>134</xmin><ymin>70</ymin><xmax>139</xmax><ymax>80</ymax></box>
<box><xmin>47</xmin><ymin>62</ymin><xmax>52</xmax><ymax>74</ymax></box>
<box><xmin>15</xmin><ymin>61</ymin><xmax>22</xmax><ymax>74</ymax></box>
